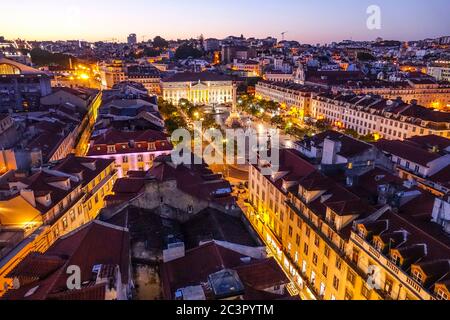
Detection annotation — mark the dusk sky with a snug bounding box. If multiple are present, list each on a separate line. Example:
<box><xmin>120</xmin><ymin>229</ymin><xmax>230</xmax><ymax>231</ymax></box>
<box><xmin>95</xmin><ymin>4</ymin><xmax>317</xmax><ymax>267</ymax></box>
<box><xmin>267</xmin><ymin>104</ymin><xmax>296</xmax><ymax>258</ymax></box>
<box><xmin>2</xmin><ymin>0</ymin><xmax>449</xmax><ymax>43</ymax></box>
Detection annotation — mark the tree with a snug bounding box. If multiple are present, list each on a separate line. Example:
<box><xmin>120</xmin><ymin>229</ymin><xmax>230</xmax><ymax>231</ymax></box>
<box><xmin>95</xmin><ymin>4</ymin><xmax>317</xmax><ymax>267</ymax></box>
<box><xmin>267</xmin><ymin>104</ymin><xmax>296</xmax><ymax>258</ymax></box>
<box><xmin>344</xmin><ymin>129</ymin><xmax>359</xmax><ymax>138</ymax></box>
<box><xmin>315</xmin><ymin>119</ymin><xmax>332</xmax><ymax>131</ymax></box>
<box><xmin>165</xmin><ymin>116</ymin><xmax>187</xmax><ymax>134</ymax></box>
<box><xmin>203</xmin><ymin>114</ymin><xmax>220</xmax><ymax>130</ymax></box>
<box><xmin>175</xmin><ymin>44</ymin><xmax>203</xmax><ymax>59</ymax></box>
<box><xmin>158</xmin><ymin>98</ymin><xmax>178</xmax><ymax>118</ymax></box>
<box><xmin>357</xmin><ymin>52</ymin><xmax>376</xmax><ymax>62</ymax></box>
<box><xmin>271</xmin><ymin>115</ymin><xmax>285</xmax><ymax>127</ymax></box>
<box><xmin>144</xmin><ymin>47</ymin><xmax>162</xmax><ymax>57</ymax></box>
<box><xmin>30</xmin><ymin>48</ymin><xmax>73</xmax><ymax>68</ymax></box>
<box><xmin>153</xmin><ymin>36</ymin><xmax>168</xmax><ymax>49</ymax></box>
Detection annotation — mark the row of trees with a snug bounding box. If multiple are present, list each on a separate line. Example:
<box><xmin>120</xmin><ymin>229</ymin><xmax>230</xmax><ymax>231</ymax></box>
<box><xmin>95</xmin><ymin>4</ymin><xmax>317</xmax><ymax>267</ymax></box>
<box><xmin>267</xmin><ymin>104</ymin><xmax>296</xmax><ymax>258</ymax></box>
<box><xmin>238</xmin><ymin>94</ymin><xmax>280</xmax><ymax>119</ymax></box>
<box><xmin>157</xmin><ymin>98</ymin><xmax>187</xmax><ymax>134</ymax></box>
<box><xmin>29</xmin><ymin>48</ymin><xmax>75</xmax><ymax>68</ymax></box>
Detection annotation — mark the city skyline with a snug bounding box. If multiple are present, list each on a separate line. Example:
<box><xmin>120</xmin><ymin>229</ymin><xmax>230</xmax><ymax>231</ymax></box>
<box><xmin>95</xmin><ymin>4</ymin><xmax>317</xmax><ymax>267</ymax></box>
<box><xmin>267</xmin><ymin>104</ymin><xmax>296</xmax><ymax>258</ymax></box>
<box><xmin>1</xmin><ymin>0</ymin><xmax>450</xmax><ymax>43</ymax></box>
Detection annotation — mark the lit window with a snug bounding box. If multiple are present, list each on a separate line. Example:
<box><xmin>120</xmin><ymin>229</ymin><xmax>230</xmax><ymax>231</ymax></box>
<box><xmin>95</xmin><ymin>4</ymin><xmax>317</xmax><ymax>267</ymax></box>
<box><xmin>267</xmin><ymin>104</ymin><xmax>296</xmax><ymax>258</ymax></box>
<box><xmin>436</xmin><ymin>288</ymin><xmax>449</xmax><ymax>301</ymax></box>
<box><xmin>412</xmin><ymin>270</ymin><xmax>424</xmax><ymax>284</ymax></box>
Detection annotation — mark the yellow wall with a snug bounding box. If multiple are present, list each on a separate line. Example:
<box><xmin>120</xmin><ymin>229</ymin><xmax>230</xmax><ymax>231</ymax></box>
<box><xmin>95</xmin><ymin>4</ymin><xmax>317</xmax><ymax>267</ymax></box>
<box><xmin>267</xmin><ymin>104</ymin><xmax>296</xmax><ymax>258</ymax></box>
<box><xmin>0</xmin><ymin>196</ymin><xmax>42</xmax><ymax>227</ymax></box>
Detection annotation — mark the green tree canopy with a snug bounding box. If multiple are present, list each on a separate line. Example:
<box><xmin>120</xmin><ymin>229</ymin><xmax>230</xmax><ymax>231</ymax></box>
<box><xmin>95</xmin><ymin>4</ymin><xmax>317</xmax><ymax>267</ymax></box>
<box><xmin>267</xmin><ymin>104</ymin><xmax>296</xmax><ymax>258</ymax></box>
<box><xmin>153</xmin><ymin>36</ymin><xmax>169</xmax><ymax>49</ymax></box>
<box><xmin>175</xmin><ymin>44</ymin><xmax>203</xmax><ymax>59</ymax></box>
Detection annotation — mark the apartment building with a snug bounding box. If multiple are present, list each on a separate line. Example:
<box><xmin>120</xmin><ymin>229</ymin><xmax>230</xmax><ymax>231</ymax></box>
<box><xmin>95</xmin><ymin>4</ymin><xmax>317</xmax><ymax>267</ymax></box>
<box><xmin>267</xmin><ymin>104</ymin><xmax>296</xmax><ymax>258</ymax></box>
<box><xmin>245</xmin><ymin>148</ymin><xmax>450</xmax><ymax>300</ymax></box>
<box><xmin>0</xmin><ymin>155</ymin><xmax>116</xmax><ymax>296</ymax></box>
<box><xmin>264</xmin><ymin>71</ymin><xmax>294</xmax><ymax>83</ymax></box>
<box><xmin>311</xmin><ymin>93</ymin><xmax>450</xmax><ymax>139</ymax></box>
<box><xmin>375</xmin><ymin>136</ymin><xmax>450</xmax><ymax>196</ymax></box>
<box><xmin>229</xmin><ymin>59</ymin><xmax>261</xmax><ymax>77</ymax></box>
<box><xmin>87</xmin><ymin>128</ymin><xmax>173</xmax><ymax>178</ymax></box>
<box><xmin>346</xmin><ymin>79</ymin><xmax>450</xmax><ymax>110</ymax></box>
<box><xmin>428</xmin><ymin>61</ymin><xmax>450</xmax><ymax>83</ymax></box>
<box><xmin>246</xmin><ymin>149</ymin><xmax>379</xmax><ymax>300</ymax></box>
<box><xmin>350</xmin><ymin>191</ymin><xmax>450</xmax><ymax>300</ymax></box>
<box><xmin>255</xmin><ymin>81</ymin><xmax>325</xmax><ymax>120</ymax></box>
<box><xmin>100</xmin><ymin>61</ymin><xmax>161</xmax><ymax>95</ymax></box>
<box><xmin>2</xmin><ymin>220</ymin><xmax>132</xmax><ymax>300</ymax></box>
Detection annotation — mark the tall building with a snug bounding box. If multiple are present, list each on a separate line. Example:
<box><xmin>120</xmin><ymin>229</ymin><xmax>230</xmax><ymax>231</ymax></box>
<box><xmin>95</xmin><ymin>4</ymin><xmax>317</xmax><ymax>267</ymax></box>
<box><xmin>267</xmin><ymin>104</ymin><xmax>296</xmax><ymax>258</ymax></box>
<box><xmin>221</xmin><ymin>46</ymin><xmax>257</xmax><ymax>64</ymax></box>
<box><xmin>311</xmin><ymin>93</ymin><xmax>450</xmax><ymax>139</ymax></box>
<box><xmin>87</xmin><ymin>128</ymin><xmax>173</xmax><ymax>178</ymax></box>
<box><xmin>127</xmin><ymin>33</ymin><xmax>137</xmax><ymax>45</ymax></box>
<box><xmin>0</xmin><ymin>155</ymin><xmax>117</xmax><ymax>296</ymax></box>
<box><xmin>346</xmin><ymin>79</ymin><xmax>450</xmax><ymax>110</ymax></box>
<box><xmin>161</xmin><ymin>72</ymin><xmax>233</xmax><ymax>105</ymax></box>
<box><xmin>0</xmin><ymin>56</ymin><xmax>51</xmax><ymax>112</ymax></box>
<box><xmin>100</xmin><ymin>61</ymin><xmax>161</xmax><ymax>95</ymax></box>
<box><xmin>255</xmin><ymin>81</ymin><xmax>326</xmax><ymax>121</ymax></box>
<box><xmin>428</xmin><ymin>61</ymin><xmax>450</xmax><ymax>83</ymax></box>
<box><xmin>245</xmin><ymin>147</ymin><xmax>450</xmax><ymax>300</ymax></box>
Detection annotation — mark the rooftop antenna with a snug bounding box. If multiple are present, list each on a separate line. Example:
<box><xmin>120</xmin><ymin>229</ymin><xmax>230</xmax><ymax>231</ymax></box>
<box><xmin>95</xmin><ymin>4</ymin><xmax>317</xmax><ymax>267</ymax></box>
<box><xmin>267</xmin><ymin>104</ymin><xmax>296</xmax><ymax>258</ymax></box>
<box><xmin>281</xmin><ymin>31</ymin><xmax>288</xmax><ymax>42</ymax></box>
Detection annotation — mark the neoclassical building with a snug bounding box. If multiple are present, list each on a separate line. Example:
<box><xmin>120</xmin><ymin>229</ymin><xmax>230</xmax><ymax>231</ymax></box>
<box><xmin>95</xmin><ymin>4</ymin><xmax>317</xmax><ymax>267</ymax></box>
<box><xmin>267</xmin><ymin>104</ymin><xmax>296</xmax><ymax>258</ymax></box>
<box><xmin>161</xmin><ymin>72</ymin><xmax>233</xmax><ymax>105</ymax></box>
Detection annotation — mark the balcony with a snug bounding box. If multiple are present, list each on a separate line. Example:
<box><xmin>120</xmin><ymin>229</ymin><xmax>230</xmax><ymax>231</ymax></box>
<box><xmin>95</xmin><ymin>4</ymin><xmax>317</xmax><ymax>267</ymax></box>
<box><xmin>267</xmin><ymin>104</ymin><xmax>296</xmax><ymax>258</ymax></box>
<box><xmin>286</xmin><ymin>200</ymin><xmax>369</xmax><ymax>282</ymax></box>
<box><xmin>350</xmin><ymin>232</ymin><xmax>432</xmax><ymax>300</ymax></box>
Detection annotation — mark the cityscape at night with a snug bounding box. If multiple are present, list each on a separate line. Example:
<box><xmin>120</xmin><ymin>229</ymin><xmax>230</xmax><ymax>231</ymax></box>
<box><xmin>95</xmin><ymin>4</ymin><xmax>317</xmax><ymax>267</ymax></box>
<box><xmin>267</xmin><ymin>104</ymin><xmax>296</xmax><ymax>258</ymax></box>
<box><xmin>1</xmin><ymin>0</ymin><xmax>450</xmax><ymax>308</ymax></box>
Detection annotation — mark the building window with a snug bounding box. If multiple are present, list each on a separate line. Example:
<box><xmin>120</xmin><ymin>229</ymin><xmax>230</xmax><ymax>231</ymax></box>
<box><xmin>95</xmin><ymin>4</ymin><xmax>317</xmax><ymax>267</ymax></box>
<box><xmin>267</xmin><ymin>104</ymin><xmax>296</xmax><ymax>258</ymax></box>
<box><xmin>296</xmin><ymin>234</ymin><xmax>301</xmax><ymax>246</ymax></box>
<box><xmin>361</xmin><ymin>285</ymin><xmax>371</xmax><ymax>299</ymax></box>
<box><xmin>324</xmin><ymin>246</ymin><xmax>330</xmax><ymax>258</ymax></box>
<box><xmin>344</xmin><ymin>289</ymin><xmax>353</xmax><ymax>300</ymax></box>
<box><xmin>322</xmin><ymin>264</ymin><xmax>328</xmax><ymax>277</ymax></box>
<box><xmin>352</xmin><ymin>248</ymin><xmax>360</xmax><ymax>264</ymax></box>
<box><xmin>391</xmin><ymin>253</ymin><xmax>401</xmax><ymax>267</ymax></box>
<box><xmin>288</xmin><ymin>226</ymin><xmax>293</xmax><ymax>237</ymax></box>
<box><xmin>385</xmin><ymin>278</ymin><xmax>393</xmax><ymax>294</ymax></box>
<box><xmin>412</xmin><ymin>270</ymin><xmax>424</xmax><ymax>284</ymax></box>
<box><xmin>436</xmin><ymin>288</ymin><xmax>449</xmax><ymax>301</ymax></box>
<box><xmin>138</xmin><ymin>154</ymin><xmax>144</xmax><ymax>162</ymax></box>
<box><xmin>69</xmin><ymin>210</ymin><xmax>76</xmax><ymax>222</ymax></box>
<box><xmin>312</xmin><ymin>253</ymin><xmax>318</xmax><ymax>266</ymax></box>
<box><xmin>335</xmin><ymin>258</ymin><xmax>342</xmax><ymax>270</ymax></box>
<box><xmin>107</xmin><ymin>145</ymin><xmax>116</xmax><ymax>153</ymax></box>
<box><xmin>123</xmin><ymin>156</ymin><xmax>129</xmax><ymax>163</ymax></box>
<box><xmin>347</xmin><ymin>271</ymin><xmax>356</xmax><ymax>286</ymax></box>
<box><xmin>333</xmin><ymin>276</ymin><xmax>340</xmax><ymax>290</ymax></box>
<box><xmin>303</xmin><ymin>243</ymin><xmax>309</xmax><ymax>255</ymax></box>
<box><xmin>314</xmin><ymin>235</ymin><xmax>320</xmax><ymax>247</ymax></box>
<box><xmin>62</xmin><ymin>217</ymin><xmax>68</xmax><ymax>230</ymax></box>
<box><xmin>305</xmin><ymin>226</ymin><xmax>311</xmax><ymax>238</ymax></box>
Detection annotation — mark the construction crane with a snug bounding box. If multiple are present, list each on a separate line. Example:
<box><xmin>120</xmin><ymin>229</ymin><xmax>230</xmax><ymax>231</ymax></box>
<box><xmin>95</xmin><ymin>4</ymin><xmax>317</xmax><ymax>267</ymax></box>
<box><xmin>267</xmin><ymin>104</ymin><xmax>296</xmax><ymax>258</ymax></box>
<box><xmin>281</xmin><ymin>31</ymin><xmax>288</xmax><ymax>42</ymax></box>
